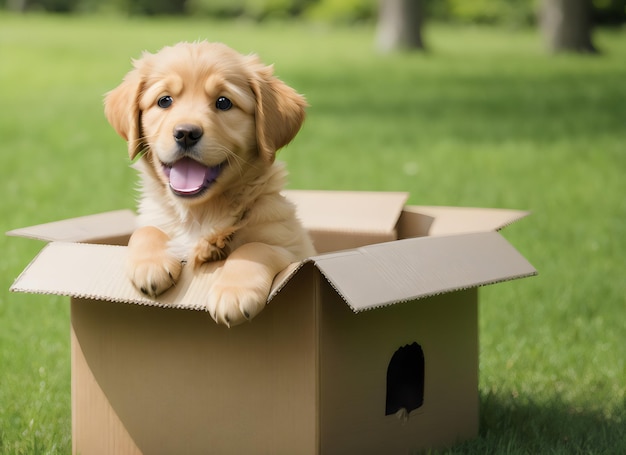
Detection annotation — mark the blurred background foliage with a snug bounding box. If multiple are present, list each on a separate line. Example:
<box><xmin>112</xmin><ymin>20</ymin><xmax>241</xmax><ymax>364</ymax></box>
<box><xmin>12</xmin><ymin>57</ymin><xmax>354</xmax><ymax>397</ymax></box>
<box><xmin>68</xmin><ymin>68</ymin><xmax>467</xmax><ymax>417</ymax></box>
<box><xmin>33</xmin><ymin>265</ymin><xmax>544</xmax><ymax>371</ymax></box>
<box><xmin>2</xmin><ymin>0</ymin><xmax>625</xmax><ymax>26</ymax></box>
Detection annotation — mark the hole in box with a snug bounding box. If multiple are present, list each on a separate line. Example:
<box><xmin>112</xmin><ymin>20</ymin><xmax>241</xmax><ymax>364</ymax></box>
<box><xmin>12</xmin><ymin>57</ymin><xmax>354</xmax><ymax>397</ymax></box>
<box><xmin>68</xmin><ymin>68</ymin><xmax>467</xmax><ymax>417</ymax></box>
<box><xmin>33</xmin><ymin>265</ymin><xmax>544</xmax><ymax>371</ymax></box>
<box><xmin>385</xmin><ymin>342</ymin><xmax>425</xmax><ymax>418</ymax></box>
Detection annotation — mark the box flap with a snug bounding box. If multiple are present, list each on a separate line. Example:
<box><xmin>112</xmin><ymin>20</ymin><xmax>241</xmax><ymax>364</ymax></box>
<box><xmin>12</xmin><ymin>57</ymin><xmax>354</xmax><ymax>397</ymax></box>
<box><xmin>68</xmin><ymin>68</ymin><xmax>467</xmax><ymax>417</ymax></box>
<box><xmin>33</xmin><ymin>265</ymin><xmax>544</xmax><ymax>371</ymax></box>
<box><xmin>10</xmin><ymin>242</ymin><xmax>221</xmax><ymax>311</ymax></box>
<box><xmin>310</xmin><ymin>231</ymin><xmax>536</xmax><ymax>312</ymax></box>
<box><xmin>6</xmin><ymin>210</ymin><xmax>136</xmax><ymax>244</ymax></box>
<box><xmin>10</xmin><ymin>241</ymin><xmax>310</xmax><ymax>311</ymax></box>
<box><xmin>283</xmin><ymin>190</ymin><xmax>409</xmax><ymax>234</ymax></box>
<box><xmin>404</xmin><ymin>206</ymin><xmax>530</xmax><ymax>236</ymax></box>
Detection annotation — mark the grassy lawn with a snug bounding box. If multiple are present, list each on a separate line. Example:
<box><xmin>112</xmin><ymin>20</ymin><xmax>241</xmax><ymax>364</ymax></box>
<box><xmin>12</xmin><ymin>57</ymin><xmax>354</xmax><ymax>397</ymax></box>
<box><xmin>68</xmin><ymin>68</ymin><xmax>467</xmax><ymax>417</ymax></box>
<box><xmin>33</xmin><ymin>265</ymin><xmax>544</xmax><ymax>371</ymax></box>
<box><xmin>1</xmin><ymin>12</ymin><xmax>625</xmax><ymax>454</ymax></box>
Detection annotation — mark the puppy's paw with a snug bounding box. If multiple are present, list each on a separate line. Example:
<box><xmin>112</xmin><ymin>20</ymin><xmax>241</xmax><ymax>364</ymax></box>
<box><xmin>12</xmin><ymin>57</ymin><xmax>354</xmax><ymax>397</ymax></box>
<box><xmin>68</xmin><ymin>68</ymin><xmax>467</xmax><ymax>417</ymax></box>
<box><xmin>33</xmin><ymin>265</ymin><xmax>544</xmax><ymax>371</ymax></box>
<box><xmin>206</xmin><ymin>281</ymin><xmax>267</xmax><ymax>327</ymax></box>
<box><xmin>192</xmin><ymin>227</ymin><xmax>241</xmax><ymax>267</ymax></box>
<box><xmin>127</xmin><ymin>252</ymin><xmax>182</xmax><ymax>298</ymax></box>
<box><xmin>192</xmin><ymin>236</ymin><xmax>230</xmax><ymax>267</ymax></box>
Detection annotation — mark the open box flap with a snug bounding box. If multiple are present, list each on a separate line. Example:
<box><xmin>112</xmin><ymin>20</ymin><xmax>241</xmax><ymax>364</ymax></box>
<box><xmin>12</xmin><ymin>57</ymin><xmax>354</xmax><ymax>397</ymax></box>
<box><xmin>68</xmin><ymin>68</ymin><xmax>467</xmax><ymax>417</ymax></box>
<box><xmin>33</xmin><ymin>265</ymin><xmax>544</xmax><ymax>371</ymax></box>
<box><xmin>6</xmin><ymin>210</ymin><xmax>136</xmax><ymax>244</ymax></box>
<box><xmin>9</xmin><ymin>241</ymin><xmax>306</xmax><ymax>310</ymax></box>
<box><xmin>401</xmin><ymin>205</ymin><xmax>530</xmax><ymax>236</ymax></box>
<box><xmin>283</xmin><ymin>190</ymin><xmax>409</xmax><ymax>235</ymax></box>
<box><xmin>9</xmin><ymin>242</ymin><xmax>311</xmax><ymax>311</ymax></box>
<box><xmin>11</xmin><ymin>232</ymin><xmax>536</xmax><ymax>313</ymax></box>
<box><xmin>10</xmin><ymin>242</ymin><xmax>223</xmax><ymax>311</ymax></box>
<box><xmin>308</xmin><ymin>231</ymin><xmax>536</xmax><ymax>312</ymax></box>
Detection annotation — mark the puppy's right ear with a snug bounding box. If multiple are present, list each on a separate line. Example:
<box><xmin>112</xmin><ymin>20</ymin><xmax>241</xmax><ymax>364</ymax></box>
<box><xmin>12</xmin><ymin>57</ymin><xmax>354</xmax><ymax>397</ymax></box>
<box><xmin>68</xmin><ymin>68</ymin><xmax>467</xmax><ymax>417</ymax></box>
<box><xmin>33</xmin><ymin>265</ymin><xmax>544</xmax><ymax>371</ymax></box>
<box><xmin>104</xmin><ymin>64</ymin><xmax>143</xmax><ymax>160</ymax></box>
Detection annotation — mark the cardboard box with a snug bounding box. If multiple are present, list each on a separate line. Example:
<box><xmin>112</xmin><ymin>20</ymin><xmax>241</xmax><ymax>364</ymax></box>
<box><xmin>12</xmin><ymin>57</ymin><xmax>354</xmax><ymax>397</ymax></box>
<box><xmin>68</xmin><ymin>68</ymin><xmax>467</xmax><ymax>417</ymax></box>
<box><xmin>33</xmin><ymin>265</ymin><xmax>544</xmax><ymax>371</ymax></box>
<box><xmin>8</xmin><ymin>190</ymin><xmax>535</xmax><ymax>455</ymax></box>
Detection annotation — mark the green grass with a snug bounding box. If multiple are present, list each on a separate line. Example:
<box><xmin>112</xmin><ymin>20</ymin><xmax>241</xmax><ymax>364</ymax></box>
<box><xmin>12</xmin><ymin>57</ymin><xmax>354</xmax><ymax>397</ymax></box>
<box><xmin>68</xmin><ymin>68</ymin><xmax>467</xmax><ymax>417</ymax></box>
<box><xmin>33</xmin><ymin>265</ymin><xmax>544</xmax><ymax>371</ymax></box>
<box><xmin>1</xmin><ymin>12</ymin><xmax>625</xmax><ymax>454</ymax></box>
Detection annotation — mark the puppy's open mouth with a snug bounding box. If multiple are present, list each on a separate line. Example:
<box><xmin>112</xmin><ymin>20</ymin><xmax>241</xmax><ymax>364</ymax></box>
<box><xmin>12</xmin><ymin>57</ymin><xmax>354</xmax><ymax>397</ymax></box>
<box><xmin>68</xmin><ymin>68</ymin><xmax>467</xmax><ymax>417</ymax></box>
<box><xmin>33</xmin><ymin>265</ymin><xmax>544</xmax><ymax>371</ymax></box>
<box><xmin>162</xmin><ymin>157</ymin><xmax>223</xmax><ymax>197</ymax></box>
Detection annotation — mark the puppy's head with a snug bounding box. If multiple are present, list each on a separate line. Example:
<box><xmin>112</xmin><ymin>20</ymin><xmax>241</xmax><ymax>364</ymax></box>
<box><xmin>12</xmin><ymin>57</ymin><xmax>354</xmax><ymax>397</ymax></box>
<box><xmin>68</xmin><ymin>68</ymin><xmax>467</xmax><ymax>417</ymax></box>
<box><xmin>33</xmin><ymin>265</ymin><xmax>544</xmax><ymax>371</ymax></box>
<box><xmin>104</xmin><ymin>41</ymin><xmax>306</xmax><ymax>203</ymax></box>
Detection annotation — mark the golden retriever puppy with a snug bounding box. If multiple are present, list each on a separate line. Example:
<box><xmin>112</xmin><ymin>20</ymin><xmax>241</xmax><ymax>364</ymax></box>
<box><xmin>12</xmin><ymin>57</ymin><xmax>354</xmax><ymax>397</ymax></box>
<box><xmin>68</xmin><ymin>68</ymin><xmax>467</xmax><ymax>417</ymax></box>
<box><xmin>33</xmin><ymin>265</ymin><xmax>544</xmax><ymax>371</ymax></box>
<box><xmin>104</xmin><ymin>41</ymin><xmax>315</xmax><ymax>326</ymax></box>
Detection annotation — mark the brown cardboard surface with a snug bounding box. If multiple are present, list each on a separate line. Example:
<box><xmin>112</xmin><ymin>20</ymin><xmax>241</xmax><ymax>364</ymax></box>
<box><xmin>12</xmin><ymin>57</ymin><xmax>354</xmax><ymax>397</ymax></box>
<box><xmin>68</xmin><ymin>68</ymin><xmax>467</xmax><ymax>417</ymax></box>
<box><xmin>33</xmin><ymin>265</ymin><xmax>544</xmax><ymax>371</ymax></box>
<box><xmin>70</xmin><ymin>263</ymin><xmax>319</xmax><ymax>455</ymax></box>
<box><xmin>71</xmin><ymin>328</ymin><xmax>142</xmax><ymax>455</ymax></box>
<box><xmin>67</xmin><ymin>278</ymin><xmax>481</xmax><ymax>455</ymax></box>
<box><xmin>283</xmin><ymin>190</ymin><xmax>409</xmax><ymax>253</ymax></box>
<box><xmin>283</xmin><ymin>190</ymin><xmax>408</xmax><ymax>234</ymax></box>
<box><xmin>318</xmin><ymin>287</ymin><xmax>479</xmax><ymax>454</ymax></box>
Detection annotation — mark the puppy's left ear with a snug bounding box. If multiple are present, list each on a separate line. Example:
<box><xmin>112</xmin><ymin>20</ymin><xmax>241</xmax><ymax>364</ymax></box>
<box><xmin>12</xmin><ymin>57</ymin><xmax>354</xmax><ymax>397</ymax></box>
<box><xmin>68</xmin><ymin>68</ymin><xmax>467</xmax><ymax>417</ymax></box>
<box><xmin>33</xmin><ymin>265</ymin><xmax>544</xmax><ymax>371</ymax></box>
<box><xmin>104</xmin><ymin>64</ymin><xmax>144</xmax><ymax>160</ymax></box>
<box><xmin>249</xmin><ymin>63</ymin><xmax>307</xmax><ymax>163</ymax></box>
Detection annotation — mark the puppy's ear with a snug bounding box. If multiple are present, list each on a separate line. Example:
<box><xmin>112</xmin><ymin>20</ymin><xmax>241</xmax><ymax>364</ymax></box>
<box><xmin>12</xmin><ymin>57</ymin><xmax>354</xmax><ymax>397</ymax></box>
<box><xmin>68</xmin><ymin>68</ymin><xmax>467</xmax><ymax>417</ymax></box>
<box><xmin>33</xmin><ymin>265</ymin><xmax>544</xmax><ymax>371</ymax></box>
<box><xmin>104</xmin><ymin>63</ymin><xmax>144</xmax><ymax>160</ymax></box>
<box><xmin>249</xmin><ymin>62</ymin><xmax>306</xmax><ymax>163</ymax></box>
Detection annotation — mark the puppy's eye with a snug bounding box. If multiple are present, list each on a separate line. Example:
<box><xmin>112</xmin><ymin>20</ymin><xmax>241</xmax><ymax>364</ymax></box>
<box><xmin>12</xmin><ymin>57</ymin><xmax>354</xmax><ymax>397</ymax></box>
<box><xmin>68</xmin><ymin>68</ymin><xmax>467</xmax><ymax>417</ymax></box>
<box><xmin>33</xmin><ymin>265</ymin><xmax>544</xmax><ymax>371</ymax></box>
<box><xmin>216</xmin><ymin>96</ymin><xmax>232</xmax><ymax>111</ymax></box>
<box><xmin>157</xmin><ymin>96</ymin><xmax>173</xmax><ymax>109</ymax></box>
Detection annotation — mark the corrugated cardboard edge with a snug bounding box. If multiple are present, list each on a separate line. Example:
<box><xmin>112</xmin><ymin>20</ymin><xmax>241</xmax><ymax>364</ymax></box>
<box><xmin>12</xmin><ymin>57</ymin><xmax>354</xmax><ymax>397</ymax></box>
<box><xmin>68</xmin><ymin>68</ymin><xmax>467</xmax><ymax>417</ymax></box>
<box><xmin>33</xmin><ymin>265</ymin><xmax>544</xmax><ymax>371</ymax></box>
<box><xmin>267</xmin><ymin>261</ymin><xmax>308</xmax><ymax>302</ymax></box>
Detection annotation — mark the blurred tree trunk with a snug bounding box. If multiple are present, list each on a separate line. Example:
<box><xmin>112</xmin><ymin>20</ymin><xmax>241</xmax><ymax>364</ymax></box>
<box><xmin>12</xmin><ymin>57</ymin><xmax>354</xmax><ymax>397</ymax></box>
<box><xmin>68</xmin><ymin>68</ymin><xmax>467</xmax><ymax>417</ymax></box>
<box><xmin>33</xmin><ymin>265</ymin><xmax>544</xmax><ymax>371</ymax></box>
<box><xmin>375</xmin><ymin>0</ymin><xmax>426</xmax><ymax>53</ymax></box>
<box><xmin>7</xmin><ymin>0</ymin><xmax>28</xmax><ymax>11</ymax></box>
<box><xmin>540</xmin><ymin>0</ymin><xmax>598</xmax><ymax>53</ymax></box>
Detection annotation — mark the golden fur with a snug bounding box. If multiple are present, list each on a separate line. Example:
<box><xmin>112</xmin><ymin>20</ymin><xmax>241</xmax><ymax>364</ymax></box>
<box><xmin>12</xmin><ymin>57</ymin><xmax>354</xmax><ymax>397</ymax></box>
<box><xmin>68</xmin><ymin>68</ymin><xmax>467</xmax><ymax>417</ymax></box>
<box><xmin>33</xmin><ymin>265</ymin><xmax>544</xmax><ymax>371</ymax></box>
<box><xmin>104</xmin><ymin>41</ymin><xmax>315</xmax><ymax>326</ymax></box>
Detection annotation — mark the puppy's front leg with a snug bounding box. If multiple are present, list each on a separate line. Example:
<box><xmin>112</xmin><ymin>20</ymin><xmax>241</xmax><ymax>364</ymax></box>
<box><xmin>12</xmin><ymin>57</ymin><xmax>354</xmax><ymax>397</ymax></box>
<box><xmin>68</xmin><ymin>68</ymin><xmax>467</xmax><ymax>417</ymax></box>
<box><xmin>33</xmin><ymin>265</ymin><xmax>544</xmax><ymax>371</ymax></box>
<box><xmin>127</xmin><ymin>226</ymin><xmax>182</xmax><ymax>297</ymax></box>
<box><xmin>207</xmin><ymin>242</ymin><xmax>293</xmax><ymax>327</ymax></box>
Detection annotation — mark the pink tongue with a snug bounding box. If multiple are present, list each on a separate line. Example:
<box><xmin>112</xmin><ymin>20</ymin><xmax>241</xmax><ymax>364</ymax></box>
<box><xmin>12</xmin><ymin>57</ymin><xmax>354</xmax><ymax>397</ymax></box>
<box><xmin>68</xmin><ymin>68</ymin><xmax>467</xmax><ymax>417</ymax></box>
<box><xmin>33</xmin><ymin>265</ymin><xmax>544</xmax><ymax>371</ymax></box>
<box><xmin>169</xmin><ymin>157</ymin><xmax>209</xmax><ymax>194</ymax></box>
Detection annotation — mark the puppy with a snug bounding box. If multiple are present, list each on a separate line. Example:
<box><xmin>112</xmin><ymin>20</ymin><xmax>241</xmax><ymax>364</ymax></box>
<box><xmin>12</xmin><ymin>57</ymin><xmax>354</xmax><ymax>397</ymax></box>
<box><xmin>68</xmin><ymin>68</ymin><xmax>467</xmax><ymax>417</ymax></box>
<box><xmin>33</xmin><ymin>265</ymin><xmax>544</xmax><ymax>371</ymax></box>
<box><xmin>104</xmin><ymin>41</ymin><xmax>315</xmax><ymax>326</ymax></box>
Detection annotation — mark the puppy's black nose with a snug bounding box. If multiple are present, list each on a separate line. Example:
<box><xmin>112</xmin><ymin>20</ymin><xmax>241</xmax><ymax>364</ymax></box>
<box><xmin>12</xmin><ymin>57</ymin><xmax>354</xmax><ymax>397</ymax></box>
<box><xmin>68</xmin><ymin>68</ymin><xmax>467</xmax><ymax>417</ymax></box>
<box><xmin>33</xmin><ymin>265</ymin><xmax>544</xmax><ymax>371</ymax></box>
<box><xmin>173</xmin><ymin>124</ymin><xmax>203</xmax><ymax>147</ymax></box>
